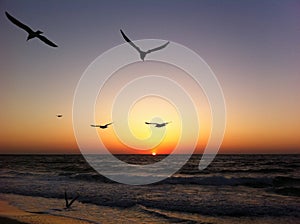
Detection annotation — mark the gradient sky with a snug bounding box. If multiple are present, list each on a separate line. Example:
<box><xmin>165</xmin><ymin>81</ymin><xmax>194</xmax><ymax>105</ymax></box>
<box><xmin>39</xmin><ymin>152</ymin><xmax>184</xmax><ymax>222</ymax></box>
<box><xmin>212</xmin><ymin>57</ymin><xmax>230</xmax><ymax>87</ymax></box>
<box><xmin>0</xmin><ymin>0</ymin><xmax>299</xmax><ymax>154</ymax></box>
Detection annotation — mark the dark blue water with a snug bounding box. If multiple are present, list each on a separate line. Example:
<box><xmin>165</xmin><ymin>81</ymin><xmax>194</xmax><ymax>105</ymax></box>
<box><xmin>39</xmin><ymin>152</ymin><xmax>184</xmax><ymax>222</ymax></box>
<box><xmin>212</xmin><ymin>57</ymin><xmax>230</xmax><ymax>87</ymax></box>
<box><xmin>0</xmin><ymin>154</ymin><xmax>299</xmax><ymax>223</ymax></box>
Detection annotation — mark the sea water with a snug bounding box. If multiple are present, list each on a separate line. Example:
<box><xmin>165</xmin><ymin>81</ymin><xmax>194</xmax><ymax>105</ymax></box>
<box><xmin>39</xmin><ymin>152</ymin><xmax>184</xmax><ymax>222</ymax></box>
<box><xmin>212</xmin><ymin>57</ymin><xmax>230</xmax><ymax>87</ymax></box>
<box><xmin>0</xmin><ymin>154</ymin><xmax>299</xmax><ymax>223</ymax></box>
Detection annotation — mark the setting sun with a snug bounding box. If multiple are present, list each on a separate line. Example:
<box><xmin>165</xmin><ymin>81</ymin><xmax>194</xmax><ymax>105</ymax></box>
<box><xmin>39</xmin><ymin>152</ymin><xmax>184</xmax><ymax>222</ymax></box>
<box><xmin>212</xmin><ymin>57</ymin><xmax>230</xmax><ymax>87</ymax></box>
<box><xmin>151</xmin><ymin>152</ymin><xmax>157</xmax><ymax>156</ymax></box>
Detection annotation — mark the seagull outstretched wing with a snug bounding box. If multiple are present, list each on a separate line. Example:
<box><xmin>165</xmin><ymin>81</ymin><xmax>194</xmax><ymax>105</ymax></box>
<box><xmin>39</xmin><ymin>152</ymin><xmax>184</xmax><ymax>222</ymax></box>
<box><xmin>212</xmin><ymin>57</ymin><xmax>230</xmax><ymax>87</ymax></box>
<box><xmin>145</xmin><ymin>122</ymin><xmax>157</xmax><ymax>125</ymax></box>
<box><xmin>145</xmin><ymin>121</ymin><xmax>159</xmax><ymax>125</ymax></box>
<box><xmin>91</xmin><ymin>124</ymin><xmax>100</xmax><ymax>127</ymax></box>
<box><xmin>38</xmin><ymin>35</ymin><xmax>58</xmax><ymax>47</ymax></box>
<box><xmin>120</xmin><ymin>29</ymin><xmax>141</xmax><ymax>53</ymax></box>
<box><xmin>5</xmin><ymin>11</ymin><xmax>33</xmax><ymax>33</ymax></box>
<box><xmin>147</xmin><ymin>41</ymin><xmax>170</xmax><ymax>53</ymax></box>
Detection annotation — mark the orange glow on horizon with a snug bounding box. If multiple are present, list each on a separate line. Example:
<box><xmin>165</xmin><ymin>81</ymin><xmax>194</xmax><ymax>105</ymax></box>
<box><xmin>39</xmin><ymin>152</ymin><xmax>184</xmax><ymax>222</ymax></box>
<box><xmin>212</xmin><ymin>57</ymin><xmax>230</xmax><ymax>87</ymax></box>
<box><xmin>1</xmin><ymin>60</ymin><xmax>299</xmax><ymax>155</ymax></box>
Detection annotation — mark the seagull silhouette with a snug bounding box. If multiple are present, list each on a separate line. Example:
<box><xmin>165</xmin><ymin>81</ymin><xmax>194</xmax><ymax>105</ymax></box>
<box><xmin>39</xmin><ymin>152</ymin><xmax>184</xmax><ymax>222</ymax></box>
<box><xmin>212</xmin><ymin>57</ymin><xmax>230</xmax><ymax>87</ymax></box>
<box><xmin>120</xmin><ymin>29</ymin><xmax>169</xmax><ymax>61</ymax></box>
<box><xmin>91</xmin><ymin>122</ymin><xmax>113</xmax><ymax>129</ymax></box>
<box><xmin>56</xmin><ymin>114</ymin><xmax>63</xmax><ymax>118</ymax></box>
<box><xmin>64</xmin><ymin>190</ymin><xmax>79</xmax><ymax>209</ymax></box>
<box><xmin>145</xmin><ymin>121</ymin><xmax>171</xmax><ymax>128</ymax></box>
<box><xmin>5</xmin><ymin>11</ymin><xmax>58</xmax><ymax>47</ymax></box>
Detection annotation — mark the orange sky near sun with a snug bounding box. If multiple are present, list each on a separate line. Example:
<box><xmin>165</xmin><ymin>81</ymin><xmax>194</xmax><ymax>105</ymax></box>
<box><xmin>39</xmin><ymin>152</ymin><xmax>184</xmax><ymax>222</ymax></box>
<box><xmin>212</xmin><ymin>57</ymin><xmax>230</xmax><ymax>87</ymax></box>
<box><xmin>2</xmin><ymin>60</ymin><xmax>299</xmax><ymax>155</ymax></box>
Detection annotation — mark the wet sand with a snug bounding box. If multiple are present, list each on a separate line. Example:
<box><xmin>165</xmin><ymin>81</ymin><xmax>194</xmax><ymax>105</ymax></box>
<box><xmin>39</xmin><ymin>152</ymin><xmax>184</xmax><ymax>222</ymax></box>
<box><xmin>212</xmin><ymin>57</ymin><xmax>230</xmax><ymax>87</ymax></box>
<box><xmin>0</xmin><ymin>194</ymin><xmax>172</xmax><ymax>224</ymax></box>
<box><xmin>0</xmin><ymin>200</ymin><xmax>91</xmax><ymax>224</ymax></box>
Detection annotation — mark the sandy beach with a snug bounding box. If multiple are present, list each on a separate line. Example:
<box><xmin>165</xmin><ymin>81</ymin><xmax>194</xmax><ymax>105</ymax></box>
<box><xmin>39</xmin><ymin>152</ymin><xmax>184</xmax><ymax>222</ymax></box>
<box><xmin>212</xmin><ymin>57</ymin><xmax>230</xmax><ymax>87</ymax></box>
<box><xmin>0</xmin><ymin>194</ymin><xmax>174</xmax><ymax>224</ymax></box>
<box><xmin>0</xmin><ymin>199</ymin><xmax>92</xmax><ymax>224</ymax></box>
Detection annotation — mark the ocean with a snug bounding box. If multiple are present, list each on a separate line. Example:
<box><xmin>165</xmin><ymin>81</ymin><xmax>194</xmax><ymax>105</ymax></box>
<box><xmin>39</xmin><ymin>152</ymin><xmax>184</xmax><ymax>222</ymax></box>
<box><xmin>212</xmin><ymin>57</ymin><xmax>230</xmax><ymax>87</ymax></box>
<box><xmin>0</xmin><ymin>154</ymin><xmax>299</xmax><ymax>223</ymax></box>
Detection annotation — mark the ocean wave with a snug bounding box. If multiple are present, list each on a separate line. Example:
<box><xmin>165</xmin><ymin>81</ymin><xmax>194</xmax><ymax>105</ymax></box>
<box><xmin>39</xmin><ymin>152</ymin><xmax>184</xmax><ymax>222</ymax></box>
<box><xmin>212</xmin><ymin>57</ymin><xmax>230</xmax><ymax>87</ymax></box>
<box><xmin>137</xmin><ymin>200</ymin><xmax>300</xmax><ymax>217</ymax></box>
<box><xmin>69</xmin><ymin>173</ymin><xmax>113</xmax><ymax>183</ymax></box>
<box><xmin>137</xmin><ymin>205</ymin><xmax>200</xmax><ymax>223</ymax></box>
<box><xmin>270</xmin><ymin>187</ymin><xmax>300</xmax><ymax>197</ymax></box>
<box><xmin>179</xmin><ymin>168</ymin><xmax>295</xmax><ymax>175</ymax></box>
<box><xmin>273</xmin><ymin>176</ymin><xmax>300</xmax><ymax>187</ymax></box>
<box><xmin>162</xmin><ymin>175</ymin><xmax>274</xmax><ymax>187</ymax></box>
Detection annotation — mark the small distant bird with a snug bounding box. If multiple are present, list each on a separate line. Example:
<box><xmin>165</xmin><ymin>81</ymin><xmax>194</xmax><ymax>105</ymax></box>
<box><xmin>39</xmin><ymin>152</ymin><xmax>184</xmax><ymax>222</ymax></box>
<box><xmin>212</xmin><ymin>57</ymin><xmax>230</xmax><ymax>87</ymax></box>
<box><xmin>91</xmin><ymin>122</ymin><xmax>113</xmax><ymax>129</ymax></box>
<box><xmin>64</xmin><ymin>190</ymin><xmax>79</xmax><ymax>209</ymax></box>
<box><xmin>5</xmin><ymin>11</ymin><xmax>58</xmax><ymax>47</ymax></box>
<box><xmin>56</xmin><ymin>114</ymin><xmax>63</xmax><ymax>118</ymax></box>
<box><xmin>120</xmin><ymin>29</ymin><xmax>169</xmax><ymax>61</ymax></box>
<box><xmin>145</xmin><ymin>121</ymin><xmax>171</xmax><ymax>128</ymax></box>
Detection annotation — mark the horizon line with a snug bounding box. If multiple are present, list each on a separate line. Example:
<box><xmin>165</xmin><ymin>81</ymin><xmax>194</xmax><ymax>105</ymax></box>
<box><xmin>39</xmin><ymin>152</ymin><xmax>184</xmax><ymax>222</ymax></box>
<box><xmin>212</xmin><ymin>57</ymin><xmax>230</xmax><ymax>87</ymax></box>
<box><xmin>0</xmin><ymin>152</ymin><xmax>299</xmax><ymax>155</ymax></box>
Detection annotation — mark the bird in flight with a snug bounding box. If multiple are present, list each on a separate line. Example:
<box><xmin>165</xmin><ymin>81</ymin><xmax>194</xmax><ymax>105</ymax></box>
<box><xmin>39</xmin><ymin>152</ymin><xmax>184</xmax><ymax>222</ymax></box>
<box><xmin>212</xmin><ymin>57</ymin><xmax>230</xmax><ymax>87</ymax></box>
<box><xmin>120</xmin><ymin>29</ymin><xmax>169</xmax><ymax>61</ymax></box>
<box><xmin>64</xmin><ymin>190</ymin><xmax>79</xmax><ymax>209</ymax></box>
<box><xmin>91</xmin><ymin>122</ymin><xmax>113</xmax><ymax>129</ymax></box>
<box><xmin>145</xmin><ymin>121</ymin><xmax>171</xmax><ymax>128</ymax></box>
<box><xmin>56</xmin><ymin>114</ymin><xmax>63</xmax><ymax>118</ymax></box>
<box><xmin>5</xmin><ymin>11</ymin><xmax>58</xmax><ymax>47</ymax></box>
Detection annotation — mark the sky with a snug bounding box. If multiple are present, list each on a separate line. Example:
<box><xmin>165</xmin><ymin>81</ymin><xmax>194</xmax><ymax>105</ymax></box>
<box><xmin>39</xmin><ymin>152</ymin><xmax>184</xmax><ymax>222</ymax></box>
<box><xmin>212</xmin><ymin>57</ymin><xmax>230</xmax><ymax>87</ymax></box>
<box><xmin>0</xmin><ymin>0</ymin><xmax>299</xmax><ymax>154</ymax></box>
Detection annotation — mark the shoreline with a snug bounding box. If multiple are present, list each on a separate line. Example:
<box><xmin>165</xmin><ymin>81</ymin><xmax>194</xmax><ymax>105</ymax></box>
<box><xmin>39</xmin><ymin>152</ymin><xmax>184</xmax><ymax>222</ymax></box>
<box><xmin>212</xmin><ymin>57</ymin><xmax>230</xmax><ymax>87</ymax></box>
<box><xmin>1</xmin><ymin>192</ymin><xmax>299</xmax><ymax>224</ymax></box>
<box><xmin>0</xmin><ymin>199</ymin><xmax>93</xmax><ymax>224</ymax></box>
<box><xmin>0</xmin><ymin>194</ymin><xmax>172</xmax><ymax>224</ymax></box>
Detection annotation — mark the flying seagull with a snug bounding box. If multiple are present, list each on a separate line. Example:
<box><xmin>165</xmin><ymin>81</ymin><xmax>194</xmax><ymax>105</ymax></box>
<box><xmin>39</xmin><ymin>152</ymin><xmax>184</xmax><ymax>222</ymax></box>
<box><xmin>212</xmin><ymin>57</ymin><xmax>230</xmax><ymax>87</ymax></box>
<box><xmin>91</xmin><ymin>122</ymin><xmax>113</xmax><ymax>129</ymax></box>
<box><xmin>145</xmin><ymin>121</ymin><xmax>171</xmax><ymax>128</ymax></box>
<box><xmin>5</xmin><ymin>11</ymin><xmax>58</xmax><ymax>47</ymax></box>
<box><xmin>64</xmin><ymin>190</ymin><xmax>79</xmax><ymax>209</ymax></box>
<box><xmin>56</xmin><ymin>114</ymin><xmax>63</xmax><ymax>118</ymax></box>
<box><xmin>120</xmin><ymin>29</ymin><xmax>169</xmax><ymax>61</ymax></box>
